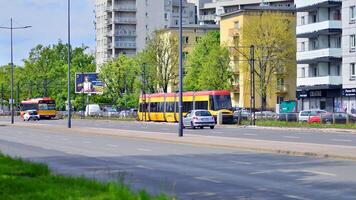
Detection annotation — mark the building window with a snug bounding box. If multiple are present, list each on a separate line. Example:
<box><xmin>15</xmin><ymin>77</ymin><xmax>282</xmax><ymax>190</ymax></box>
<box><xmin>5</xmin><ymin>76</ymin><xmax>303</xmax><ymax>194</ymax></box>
<box><xmin>301</xmin><ymin>16</ymin><xmax>305</xmax><ymax>25</ymax></box>
<box><xmin>234</xmin><ymin>21</ymin><xmax>240</xmax><ymax>29</ymax></box>
<box><xmin>183</xmin><ymin>36</ymin><xmax>189</xmax><ymax>44</ymax></box>
<box><xmin>351</xmin><ymin>35</ymin><xmax>356</xmax><ymax>51</ymax></box>
<box><xmin>301</xmin><ymin>42</ymin><xmax>305</xmax><ymax>52</ymax></box>
<box><xmin>351</xmin><ymin>63</ymin><xmax>356</xmax><ymax>80</ymax></box>
<box><xmin>164</xmin><ymin>13</ymin><xmax>168</xmax><ymax>20</ymax></box>
<box><xmin>350</xmin><ymin>6</ymin><xmax>356</xmax><ymax>23</ymax></box>
<box><xmin>301</xmin><ymin>67</ymin><xmax>305</xmax><ymax>78</ymax></box>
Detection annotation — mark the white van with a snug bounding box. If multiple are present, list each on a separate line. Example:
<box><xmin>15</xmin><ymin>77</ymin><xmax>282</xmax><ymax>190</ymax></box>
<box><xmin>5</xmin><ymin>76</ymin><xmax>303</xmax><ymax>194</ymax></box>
<box><xmin>85</xmin><ymin>104</ymin><xmax>102</xmax><ymax>117</ymax></box>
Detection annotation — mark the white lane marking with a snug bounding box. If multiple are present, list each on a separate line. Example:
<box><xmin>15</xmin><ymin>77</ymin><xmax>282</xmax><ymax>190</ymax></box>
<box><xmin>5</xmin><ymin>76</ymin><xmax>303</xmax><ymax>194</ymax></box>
<box><xmin>249</xmin><ymin>170</ymin><xmax>273</xmax><ymax>175</ymax></box>
<box><xmin>136</xmin><ymin>165</ymin><xmax>154</xmax><ymax>170</ymax></box>
<box><xmin>230</xmin><ymin>160</ymin><xmax>251</xmax><ymax>165</ymax></box>
<box><xmin>301</xmin><ymin>170</ymin><xmax>336</xmax><ymax>177</ymax></box>
<box><xmin>194</xmin><ymin>176</ymin><xmax>221</xmax><ymax>184</ymax></box>
<box><xmin>243</xmin><ymin>133</ymin><xmax>257</xmax><ymax>136</ymax></box>
<box><xmin>213</xmin><ymin>131</ymin><xmax>224</xmax><ymax>134</ymax></box>
<box><xmin>83</xmin><ymin>141</ymin><xmax>92</xmax><ymax>144</ymax></box>
<box><xmin>284</xmin><ymin>194</ymin><xmax>310</xmax><ymax>200</ymax></box>
<box><xmin>280</xmin><ymin>169</ymin><xmax>336</xmax><ymax>177</ymax></box>
<box><xmin>106</xmin><ymin>144</ymin><xmax>118</xmax><ymax>148</ymax></box>
<box><xmin>62</xmin><ymin>138</ymin><xmax>69</xmax><ymax>141</ymax></box>
<box><xmin>137</xmin><ymin>148</ymin><xmax>152</xmax><ymax>152</ymax></box>
<box><xmin>283</xmin><ymin>136</ymin><xmax>300</xmax><ymax>139</ymax></box>
<box><xmin>330</xmin><ymin>139</ymin><xmax>352</xmax><ymax>142</ymax></box>
<box><xmin>185</xmin><ymin>192</ymin><xmax>216</xmax><ymax>196</ymax></box>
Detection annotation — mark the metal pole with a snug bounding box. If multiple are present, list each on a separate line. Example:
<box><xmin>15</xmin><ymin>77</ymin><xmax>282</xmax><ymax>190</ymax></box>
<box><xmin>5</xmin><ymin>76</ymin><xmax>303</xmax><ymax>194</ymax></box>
<box><xmin>16</xmin><ymin>82</ymin><xmax>19</xmax><ymax>109</ymax></box>
<box><xmin>178</xmin><ymin>0</ymin><xmax>183</xmax><ymax>137</ymax></box>
<box><xmin>249</xmin><ymin>45</ymin><xmax>255</xmax><ymax>126</ymax></box>
<box><xmin>67</xmin><ymin>0</ymin><xmax>72</xmax><ymax>128</ymax></box>
<box><xmin>82</xmin><ymin>72</ymin><xmax>85</xmax><ymax>119</ymax></box>
<box><xmin>10</xmin><ymin>18</ymin><xmax>14</xmax><ymax>124</ymax></box>
<box><xmin>1</xmin><ymin>84</ymin><xmax>3</xmax><ymax>111</ymax></box>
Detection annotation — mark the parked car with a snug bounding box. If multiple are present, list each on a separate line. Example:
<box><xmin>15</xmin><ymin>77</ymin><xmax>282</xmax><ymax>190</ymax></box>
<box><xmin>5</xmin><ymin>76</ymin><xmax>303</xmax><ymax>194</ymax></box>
<box><xmin>103</xmin><ymin>107</ymin><xmax>119</xmax><ymax>117</ymax></box>
<box><xmin>183</xmin><ymin>110</ymin><xmax>215</xmax><ymax>129</ymax></box>
<box><xmin>119</xmin><ymin>110</ymin><xmax>131</xmax><ymax>118</ymax></box>
<box><xmin>23</xmin><ymin>110</ymin><xmax>40</xmax><ymax>121</ymax></box>
<box><xmin>233</xmin><ymin>109</ymin><xmax>251</xmax><ymax>121</ymax></box>
<box><xmin>85</xmin><ymin>104</ymin><xmax>102</xmax><ymax>117</ymax></box>
<box><xmin>298</xmin><ymin>109</ymin><xmax>329</xmax><ymax>122</ymax></box>
<box><xmin>255</xmin><ymin>111</ymin><xmax>276</xmax><ymax>117</ymax></box>
<box><xmin>276</xmin><ymin>113</ymin><xmax>299</xmax><ymax>122</ymax></box>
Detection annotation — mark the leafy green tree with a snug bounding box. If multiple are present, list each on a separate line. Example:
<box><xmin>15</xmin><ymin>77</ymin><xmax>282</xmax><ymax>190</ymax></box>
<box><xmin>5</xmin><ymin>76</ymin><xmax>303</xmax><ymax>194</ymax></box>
<box><xmin>99</xmin><ymin>55</ymin><xmax>141</xmax><ymax>109</ymax></box>
<box><xmin>142</xmin><ymin>30</ymin><xmax>179</xmax><ymax>93</ymax></box>
<box><xmin>184</xmin><ymin>31</ymin><xmax>233</xmax><ymax>91</ymax></box>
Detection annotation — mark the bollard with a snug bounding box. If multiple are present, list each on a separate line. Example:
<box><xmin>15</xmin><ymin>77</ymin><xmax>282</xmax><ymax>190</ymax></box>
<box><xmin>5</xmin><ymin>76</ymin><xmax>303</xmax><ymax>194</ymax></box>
<box><xmin>332</xmin><ymin>113</ymin><xmax>336</xmax><ymax>124</ymax></box>
<box><xmin>320</xmin><ymin>113</ymin><xmax>323</xmax><ymax>124</ymax></box>
<box><xmin>286</xmin><ymin>113</ymin><xmax>289</xmax><ymax>122</ymax></box>
<box><xmin>237</xmin><ymin>111</ymin><xmax>242</xmax><ymax>125</ymax></box>
<box><xmin>346</xmin><ymin>113</ymin><xmax>350</xmax><ymax>124</ymax></box>
<box><xmin>217</xmin><ymin>112</ymin><xmax>223</xmax><ymax>125</ymax></box>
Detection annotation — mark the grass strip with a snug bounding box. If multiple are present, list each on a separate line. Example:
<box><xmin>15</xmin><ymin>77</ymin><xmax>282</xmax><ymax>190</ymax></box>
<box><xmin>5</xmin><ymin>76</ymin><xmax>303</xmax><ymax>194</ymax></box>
<box><xmin>0</xmin><ymin>153</ymin><xmax>171</xmax><ymax>200</ymax></box>
<box><xmin>240</xmin><ymin>120</ymin><xmax>356</xmax><ymax>129</ymax></box>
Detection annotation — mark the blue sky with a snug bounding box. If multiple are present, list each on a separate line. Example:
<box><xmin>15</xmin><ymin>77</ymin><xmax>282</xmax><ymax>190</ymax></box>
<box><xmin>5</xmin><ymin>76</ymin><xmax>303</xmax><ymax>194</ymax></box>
<box><xmin>0</xmin><ymin>0</ymin><xmax>95</xmax><ymax>66</ymax></box>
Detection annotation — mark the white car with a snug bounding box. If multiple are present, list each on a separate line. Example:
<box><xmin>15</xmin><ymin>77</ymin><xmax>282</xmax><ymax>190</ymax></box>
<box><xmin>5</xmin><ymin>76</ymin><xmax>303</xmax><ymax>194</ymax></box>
<box><xmin>298</xmin><ymin>109</ymin><xmax>328</xmax><ymax>122</ymax></box>
<box><xmin>23</xmin><ymin>110</ymin><xmax>40</xmax><ymax>121</ymax></box>
<box><xmin>183</xmin><ymin>110</ymin><xmax>215</xmax><ymax>129</ymax></box>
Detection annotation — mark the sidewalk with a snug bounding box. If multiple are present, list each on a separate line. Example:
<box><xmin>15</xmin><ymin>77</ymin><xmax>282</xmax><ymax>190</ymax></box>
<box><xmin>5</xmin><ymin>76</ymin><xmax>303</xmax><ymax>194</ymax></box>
<box><xmin>3</xmin><ymin>122</ymin><xmax>356</xmax><ymax>161</ymax></box>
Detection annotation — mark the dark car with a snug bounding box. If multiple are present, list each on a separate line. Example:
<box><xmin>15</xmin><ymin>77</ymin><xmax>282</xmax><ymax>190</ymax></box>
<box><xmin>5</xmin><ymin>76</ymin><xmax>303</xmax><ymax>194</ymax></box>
<box><xmin>277</xmin><ymin>113</ymin><xmax>298</xmax><ymax>122</ymax></box>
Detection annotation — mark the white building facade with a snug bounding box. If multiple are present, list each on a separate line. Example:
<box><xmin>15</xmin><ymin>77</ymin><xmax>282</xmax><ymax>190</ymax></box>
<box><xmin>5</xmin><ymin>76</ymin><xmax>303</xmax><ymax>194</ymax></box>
<box><xmin>197</xmin><ymin>0</ymin><xmax>294</xmax><ymax>24</ymax></box>
<box><xmin>95</xmin><ymin>0</ymin><xmax>196</xmax><ymax>69</ymax></box>
<box><xmin>296</xmin><ymin>0</ymin><xmax>356</xmax><ymax>113</ymax></box>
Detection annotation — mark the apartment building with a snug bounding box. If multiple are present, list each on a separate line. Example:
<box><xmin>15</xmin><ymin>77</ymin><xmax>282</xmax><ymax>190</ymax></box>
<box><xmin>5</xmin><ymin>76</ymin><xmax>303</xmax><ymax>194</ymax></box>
<box><xmin>296</xmin><ymin>0</ymin><xmax>356</xmax><ymax>113</ymax></box>
<box><xmin>220</xmin><ymin>7</ymin><xmax>296</xmax><ymax>109</ymax></box>
<box><xmin>95</xmin><ymin>0</ymin><xmax>196</xmax><ymax>69</ymax></box>
<box><xmin>197</xmin><ymin>0</ymin><xmax>294</xmax><ymax>25</ymax></box>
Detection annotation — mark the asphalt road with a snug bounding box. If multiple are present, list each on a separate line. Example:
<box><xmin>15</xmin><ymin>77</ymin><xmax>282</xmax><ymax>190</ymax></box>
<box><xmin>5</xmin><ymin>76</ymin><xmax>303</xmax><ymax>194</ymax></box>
<box><xmin>1</xmin><ymin>117</ymin><xmax>356</xmax><ymax>147</ymax></box>
<box><xmin>1</xmin><ymin>123</ymin><xmax>356</xmax><ymax>199</ymax></box>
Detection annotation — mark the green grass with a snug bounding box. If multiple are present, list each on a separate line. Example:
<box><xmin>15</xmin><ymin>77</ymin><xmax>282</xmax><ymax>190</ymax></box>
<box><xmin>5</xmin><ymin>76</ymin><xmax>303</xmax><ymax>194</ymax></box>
<box><xmin>240</xmin><ymin>120</ymin><xmax>356</xmax><ymax>129</ymax></box>
<box><xmin>0</xmin><ymin>153</ymin><xmax>171</xmax><ymax>200</ymax></box>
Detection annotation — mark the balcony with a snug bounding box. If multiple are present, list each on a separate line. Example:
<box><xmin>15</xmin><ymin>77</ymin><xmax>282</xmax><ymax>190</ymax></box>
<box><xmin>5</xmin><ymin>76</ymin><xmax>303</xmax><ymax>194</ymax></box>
<box><xmin>297</xmin><ymin>20</ymin><xmax>342</xmax><ymax>38</ymax></box>
<box><xmin>108</xmin><ymin>18</ymin><xmax>136</xmax><ymax>25</ymax></box>
<box><xmin>297</xmin><ymin>48</ymin><xmax>342</xmax><ymax>64</ymax></box>
<box><xmin>115</xmin><ymin>30</ymin><xmax>136</xmax><ymax>36</ymax></box>
<box><xmin>113</xmin><ymin>6</ymin><xmax>136</xmax><ymax>12</ymax></box>
<box><xmin>114</xmin><ymin>41</ymin><xmax>136</xmax><ymax>49</ymax></box>
<box><xmin>297</xmin><ymin>76</ymin><xmax>342</xmax><ymax>86</ymax></box>
<box><xmin>296</xmin><ymin>0</ymin><xmax>342</xmax><ymax>11</ymax></box>
<box><xmin>199</xmin><ymin>14</ymin><xmax>216</xmax><ymax>21</ymax></box>
<box><xmin>276</xmin><ymin>84</ymin><xmax>289</xmax><ymax>94</ymax></box>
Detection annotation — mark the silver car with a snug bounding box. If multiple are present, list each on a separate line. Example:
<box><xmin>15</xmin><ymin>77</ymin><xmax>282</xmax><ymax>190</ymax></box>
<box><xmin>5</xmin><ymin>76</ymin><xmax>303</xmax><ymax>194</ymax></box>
<box><xmin>183</xmin><ymin>110</ymin><xmax>215</xmax><ymax>129</ymax></box>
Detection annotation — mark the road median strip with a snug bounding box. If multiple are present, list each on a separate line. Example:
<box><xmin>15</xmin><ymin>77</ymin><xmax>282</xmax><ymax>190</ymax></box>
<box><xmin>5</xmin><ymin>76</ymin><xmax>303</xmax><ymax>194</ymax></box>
<box><xmin>4</xmin><ymin>122</ymin><xmax>356</xmax><ymax>161</ymax></box>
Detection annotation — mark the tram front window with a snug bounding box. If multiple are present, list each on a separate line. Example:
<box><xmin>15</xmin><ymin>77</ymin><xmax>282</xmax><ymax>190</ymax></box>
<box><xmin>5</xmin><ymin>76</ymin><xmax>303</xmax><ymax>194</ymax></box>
<box><xmin>210</xmin><ymin>95</ymin><xmax>232</xmax><ymax>111</ymax></box>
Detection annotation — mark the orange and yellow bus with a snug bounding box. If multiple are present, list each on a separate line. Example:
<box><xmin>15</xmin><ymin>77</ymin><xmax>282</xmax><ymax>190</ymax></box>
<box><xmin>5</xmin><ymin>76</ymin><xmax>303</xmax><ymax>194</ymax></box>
<box><xmin>20</xmin><ymin>98</ymin><xmax>57</xmax><ymax>119</ymax></box>
<box><xmin>138</xmin><ymin>90</ymin><xmax>234</xmax><ymax>124</ymax></box>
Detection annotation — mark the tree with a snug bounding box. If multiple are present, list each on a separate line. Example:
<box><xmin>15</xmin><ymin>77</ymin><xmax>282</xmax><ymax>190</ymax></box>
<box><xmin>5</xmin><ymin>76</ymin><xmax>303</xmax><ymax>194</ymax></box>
<box><xmin>22</xmin><ymin>41</ymin><xmax>95</xmax><ymax>110</ymax></box>
<box><xmin>184</xmin><ymin>31</ymin><xmax>233</xmax><ymax>91</ymax></box>
<box><xmin>238</xmin><ymin>12</ymin><xmax>296</xmax><ymax>110</ymax></box>
<box><xmin>143</xmin><ymin>30</ymin><xmax>179</xmax><ymax>93</ymax></box>
<box><xmin>99</xmin><ymin>55</ymin><xmax>141</xmax><ymax>108</ymax></box>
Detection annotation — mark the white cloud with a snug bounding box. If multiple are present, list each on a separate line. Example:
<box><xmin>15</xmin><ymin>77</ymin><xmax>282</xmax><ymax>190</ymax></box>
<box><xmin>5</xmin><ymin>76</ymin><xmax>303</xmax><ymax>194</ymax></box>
<box><xmin>0</xmin><ymin>0</ymin><xmax>95</xmax><ymax>65</ymax></box>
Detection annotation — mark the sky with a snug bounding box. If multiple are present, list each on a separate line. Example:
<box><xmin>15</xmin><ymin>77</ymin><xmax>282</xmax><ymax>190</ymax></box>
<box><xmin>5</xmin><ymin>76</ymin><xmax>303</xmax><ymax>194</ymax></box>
<box><xmin>0</xmin><ymin>0</ymin><xmax>95</xmax><ymax>66</ymax></box>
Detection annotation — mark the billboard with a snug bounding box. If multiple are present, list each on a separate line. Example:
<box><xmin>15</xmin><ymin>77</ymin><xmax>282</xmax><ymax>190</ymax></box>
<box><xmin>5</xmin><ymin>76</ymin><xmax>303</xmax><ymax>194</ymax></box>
<box><xmin>75</xmin><ymin>73</ymin><xmax>104</xmax><ymax>94</ymax></box>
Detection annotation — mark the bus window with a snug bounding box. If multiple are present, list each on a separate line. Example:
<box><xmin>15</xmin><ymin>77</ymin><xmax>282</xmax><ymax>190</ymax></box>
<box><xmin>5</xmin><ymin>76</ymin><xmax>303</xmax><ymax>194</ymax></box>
<box><xmin>150</xmin><ymin>102</ymin><xmax>158</xmax><ymax>112</ymax></box>
<box><xmin>20</xmin><ymin>103</ymin><xmax>37</xmax><ymax>111</ymax></box>
<box><xmin>210</xmin><ymin>95</ymin><xmax>232</xmax><ymax>111</ymax></box>
<box><xmin>195</xmin><ymin>101</ymin><xmax>208</xmax><ymax>110</ymax></box>
<box><xmin>38</xmin><ymin>101</ymin><xmax>56</xmax><ymax>110</ymax></box>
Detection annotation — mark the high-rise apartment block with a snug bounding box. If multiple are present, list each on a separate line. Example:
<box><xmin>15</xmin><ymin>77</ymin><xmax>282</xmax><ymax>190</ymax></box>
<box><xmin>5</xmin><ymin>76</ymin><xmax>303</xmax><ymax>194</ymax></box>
<box><xmin>296</xmin><ymin>0</ymin><xmax>356</xmax><ymax>113</ymax></box>
<box><xmin>95</xmin><ymin>0</ymin><xmax>196</xmax><ymax>68</ymax></box>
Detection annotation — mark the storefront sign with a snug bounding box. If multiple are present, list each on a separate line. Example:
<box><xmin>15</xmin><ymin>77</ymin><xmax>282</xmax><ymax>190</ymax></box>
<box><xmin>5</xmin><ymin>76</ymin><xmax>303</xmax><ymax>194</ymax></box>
<box><xmin>309</xmin><ymin>90</ymin><xmax>322</xmax><ymax>97</ymax></box>
<box><xmin>342</xmin><ymin>88</ymin><xmax>356</xmax><ymax>97</ymax></box>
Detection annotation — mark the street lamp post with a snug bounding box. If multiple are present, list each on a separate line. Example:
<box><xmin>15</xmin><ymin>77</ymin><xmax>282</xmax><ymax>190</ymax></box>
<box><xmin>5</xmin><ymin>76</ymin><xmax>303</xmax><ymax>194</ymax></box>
<box><xmin>67</xmin><ymin>0</ymin><xmax>72</xmax><ymax>128</ymax></box>
<box><xmin>178</xmin><ymin>0</ymin><xmax>184</xmax><ymax>137</ymax></box>
<box><xmin>0</xmin><ymin>18</ymin><xmax>31</xmax><ymax>124</ymax></box>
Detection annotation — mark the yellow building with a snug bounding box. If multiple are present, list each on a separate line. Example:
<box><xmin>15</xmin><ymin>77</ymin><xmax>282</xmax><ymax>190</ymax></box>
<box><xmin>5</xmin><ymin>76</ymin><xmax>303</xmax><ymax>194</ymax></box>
<box><xmin>161</xmin><ymin>24</ymin><xmax>219</xmax><ymax>93</ymax></box>
<box><xmin>220</xmin><ymin>7</ymin><xmax>297</xmax><ymax>110</ymax></box>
